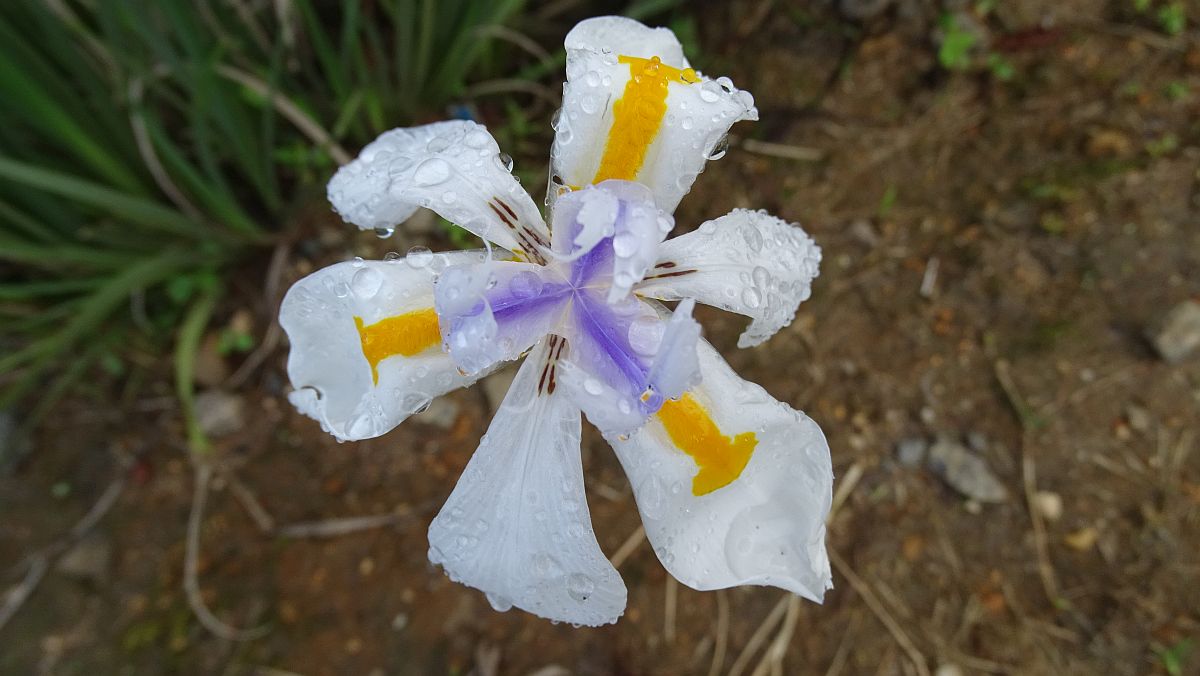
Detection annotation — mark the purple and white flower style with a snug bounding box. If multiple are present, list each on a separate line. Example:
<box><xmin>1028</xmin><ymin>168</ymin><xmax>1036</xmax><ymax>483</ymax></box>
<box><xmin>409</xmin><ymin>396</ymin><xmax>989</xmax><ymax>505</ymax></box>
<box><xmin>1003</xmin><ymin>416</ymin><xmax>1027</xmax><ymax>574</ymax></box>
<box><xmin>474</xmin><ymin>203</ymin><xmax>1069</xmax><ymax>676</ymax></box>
<box><xmin>280</xmin><ymin>16</ymin><xmax>833</xmax><ymax>626</ymax></box>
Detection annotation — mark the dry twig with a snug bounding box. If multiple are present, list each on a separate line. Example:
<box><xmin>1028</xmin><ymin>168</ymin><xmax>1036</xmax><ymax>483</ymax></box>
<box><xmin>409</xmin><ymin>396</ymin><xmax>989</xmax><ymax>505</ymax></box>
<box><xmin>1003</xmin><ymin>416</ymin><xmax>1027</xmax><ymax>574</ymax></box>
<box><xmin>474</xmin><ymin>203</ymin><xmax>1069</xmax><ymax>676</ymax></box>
<box><xmin>829</xmin><ymin>550</ymin><xmax>929</xmax><ymax>676</ymax></box>
<box><xmin>0</xmin><ymin>474</ymin><xmax>125</xmax><ymax>633</ymax></box>
<box><xmin>707</xmin><ymin>589</ymin><xmax>730</xmax><ymax>676</ymax></box>
<box><xmin>186</xmin><ymin>462</ymin><xmax>270</xmax><ymax>641</ymax></box>
<box><xmin>275</xmin><ymin>512</ymin><xmax>404</xmax><ymax>539</ymax></box>
<box><xmin>664</xmin><ymin>574</ymin><xmax>678</xmax><ymax>643</ymax></box>
<box><xmin>609</xmin><ymin>525</ymin><xmax>645</xmax><ymax>568</ymax></box>
<box><xmin>728</xmin><ymin>594</ymin><xmax>790</xmax><ymax>676</ymax></box>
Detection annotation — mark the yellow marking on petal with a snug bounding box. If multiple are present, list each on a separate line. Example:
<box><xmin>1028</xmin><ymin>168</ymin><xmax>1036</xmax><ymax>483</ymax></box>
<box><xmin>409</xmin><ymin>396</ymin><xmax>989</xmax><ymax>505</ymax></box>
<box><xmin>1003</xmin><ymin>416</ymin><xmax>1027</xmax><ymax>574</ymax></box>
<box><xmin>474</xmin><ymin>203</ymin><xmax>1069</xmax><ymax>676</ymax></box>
<box><xmin>353</xmin><ymin>309</ymin><xmax>441</xmax><ymax>385</ymax></box>
<box><xmin>591</xmin><ymin>56</ymin><xmax>699</xmax><ymax>184</ymax></box>
<box><xmin>657</xmin><ymin>393</ymin><xmax>756</xmax><ymax>496</ymax></box>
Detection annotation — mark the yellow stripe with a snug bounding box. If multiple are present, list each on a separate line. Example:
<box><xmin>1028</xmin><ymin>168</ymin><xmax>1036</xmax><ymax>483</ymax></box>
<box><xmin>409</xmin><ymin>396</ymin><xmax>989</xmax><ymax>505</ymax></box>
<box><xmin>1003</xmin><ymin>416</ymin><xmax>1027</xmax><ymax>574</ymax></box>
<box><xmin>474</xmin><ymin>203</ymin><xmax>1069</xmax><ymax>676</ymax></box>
<box><xmin>657</xmin><ymin>393</ymin><xmax>756</xmax><ymax>496</ymax></box>
<box><xmin>591</xmin><ymin>56</ymin><xmax>699</xmax><ymax>184</ymax></box>
<box><xmin>353</xmin><ymin>309</ymin><xmax>441</xmax><ymax>385</ymax></box>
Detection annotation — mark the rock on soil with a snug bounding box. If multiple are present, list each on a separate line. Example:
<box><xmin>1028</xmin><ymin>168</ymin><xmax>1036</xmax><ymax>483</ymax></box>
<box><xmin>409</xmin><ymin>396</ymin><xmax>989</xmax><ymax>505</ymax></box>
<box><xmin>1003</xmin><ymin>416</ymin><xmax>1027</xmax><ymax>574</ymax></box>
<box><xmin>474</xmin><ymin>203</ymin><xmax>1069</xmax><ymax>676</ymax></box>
<box><xmin>1149</xmin><ymin>300</ymin><xmax>1200</xmax><ymax>363</ymax></box>
<box><xmin>194</xmin><ymin>390</ymin><xmax>245</xmax><ymax>438</ymax></box>
<box><xmin>926</xmin><ymin>436</ymin><xmax>1009</xmax><ymax>503</ymax></box>
<box><xmin>56</xmin><ymin>533</ymin><xmax>112</xmax><ymax>583</ymax></box>
<box><xmin>896</xmin><ymin>437</ymin><xmax>928</xmax><ymax>467</ymax></box>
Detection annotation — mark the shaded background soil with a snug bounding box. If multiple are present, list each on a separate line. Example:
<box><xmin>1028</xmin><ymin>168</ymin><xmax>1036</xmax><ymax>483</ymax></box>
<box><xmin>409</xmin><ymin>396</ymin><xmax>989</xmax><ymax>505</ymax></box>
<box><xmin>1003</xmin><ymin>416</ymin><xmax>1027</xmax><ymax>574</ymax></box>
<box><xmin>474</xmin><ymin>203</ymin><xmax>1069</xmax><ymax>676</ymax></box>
<box><xmin>3</xmin><ymin>1</ymin><xmax>1199</xmax><ymax>674</ymax></box>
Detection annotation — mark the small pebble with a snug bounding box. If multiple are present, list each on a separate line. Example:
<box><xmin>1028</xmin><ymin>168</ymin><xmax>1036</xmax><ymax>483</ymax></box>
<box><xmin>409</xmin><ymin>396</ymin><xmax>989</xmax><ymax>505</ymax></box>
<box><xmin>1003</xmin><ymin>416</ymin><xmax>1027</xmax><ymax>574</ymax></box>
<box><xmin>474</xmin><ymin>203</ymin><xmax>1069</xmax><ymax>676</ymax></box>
<box><xmin>927</xmin><ymin>436</ymin><xmax>1009</xmax><ymax>503</ymax></box>
<box><xmin>1149</xmin><ymin>299</ymin><xmax>1200</xmax><ymax>363</ymax></box>
<box><xmin>1065</xmin><ymin>527</ymin><xmax>1098</xmax><ymax>551</ymax></box>
<box><xmin>194</xmin><ymin>390</ymin><xmax>245</xmax><ymax>438</ymax></box>
<box><xmin>896</xmin><ymin>438</ymin><xmax>928</xmax><ymax>467</ymax></box>
<box><xmin>1033</xmin><ymin>491</ymin><xmax>1063</xmax><ymax>521</ymax></box>
<box><xmin>1125</xmin><ymin>405</ymin><xmax>1151</xmax><ymax>432</ymax></box>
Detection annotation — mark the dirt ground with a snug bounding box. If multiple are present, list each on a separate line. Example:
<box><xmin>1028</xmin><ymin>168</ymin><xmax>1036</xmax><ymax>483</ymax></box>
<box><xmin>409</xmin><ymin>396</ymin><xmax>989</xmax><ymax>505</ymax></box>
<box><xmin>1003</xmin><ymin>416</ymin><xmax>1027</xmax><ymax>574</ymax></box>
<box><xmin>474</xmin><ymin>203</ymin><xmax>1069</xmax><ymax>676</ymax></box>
<box><xmin>3</xmin><ymin>2</ymin><xmax>1199</xmax><ymax>674</ymax></box>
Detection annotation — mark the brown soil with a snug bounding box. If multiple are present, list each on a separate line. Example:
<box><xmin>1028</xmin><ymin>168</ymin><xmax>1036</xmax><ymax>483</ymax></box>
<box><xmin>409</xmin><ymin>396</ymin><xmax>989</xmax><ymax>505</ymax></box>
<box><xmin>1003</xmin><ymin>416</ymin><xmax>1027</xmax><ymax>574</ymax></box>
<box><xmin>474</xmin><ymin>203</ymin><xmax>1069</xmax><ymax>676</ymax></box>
<box><xmin>3</xmin><ymin>2</ymin><xmax>1199</xmax><ymax>675</ymax></box>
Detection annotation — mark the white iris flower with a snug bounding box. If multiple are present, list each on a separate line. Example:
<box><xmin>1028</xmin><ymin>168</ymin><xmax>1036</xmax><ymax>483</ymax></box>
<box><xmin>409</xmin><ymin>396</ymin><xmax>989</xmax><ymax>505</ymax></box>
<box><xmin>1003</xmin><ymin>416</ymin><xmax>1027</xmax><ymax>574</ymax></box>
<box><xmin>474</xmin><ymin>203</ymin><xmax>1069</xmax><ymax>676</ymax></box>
<box><xmin>280</xmin><ymin>16</ymin><xmax>833</xmax><ymax>626</ymax></box>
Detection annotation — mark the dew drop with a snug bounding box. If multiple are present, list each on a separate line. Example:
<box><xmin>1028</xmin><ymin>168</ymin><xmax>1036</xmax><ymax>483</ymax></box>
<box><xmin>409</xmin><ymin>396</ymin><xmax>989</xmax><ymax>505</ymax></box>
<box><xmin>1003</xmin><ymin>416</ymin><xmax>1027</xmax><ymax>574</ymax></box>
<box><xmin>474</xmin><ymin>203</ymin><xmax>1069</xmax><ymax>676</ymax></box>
<box><xmin>742</xmin><ymin>287</ymin><xmax>763</xmax><ymax>310</ymax></box>
<box><xmin>583</xmin><ymin>378</ymin><xmax>603</xmax><ymax>396</ymax></box>
<box><xmin>707</xmin><ymin>136</ymin><xmax>729</xmax><ymax>161</ymax></box>
<box><xmin>509</xmin><ymin>270</ymin><xmax>543</xmax><ymax>298</ymax></box>
<box><xmin>580</xmin><ymin>93</ymin><xmax>599</xmax><ymax>114</ymax></box>
<box><xmin>742</xmin><ymin>224</ymin><xmax>763</xmax><ymax>252</ymax></box>
<box><xmin>699</xmin><ymin>81</ymin><xmax>721</xmax><ymax>103</ymax></box>
<box><xmin>351</xmin><ymin>267</ymin><xmax>383</xmax><ymax>298</ymax></box>
<box><xmin>406</xmin><ymin>245</ymin><xmax>433</xmax><ymax>268</ymax></box>
<box><xmin>566</xmin><ymin>573</ymin><xmax>595</xmax><ymax>602</ymax></box>
<box><xmin>612</xmin><ymin>232</ymin><xmax>638</xmax><ymax>257</ymax></box>
<box><xmin>752</xmin><ymin>265</ymin><xmax>771</xmax><ymax>288</ymax></box>
<box><xmin>498</xmin><ymin>152</ymin><xmax>514</xmax><ymax>172</ymax></box>
<box><xmin>637</xmin><ymin>475</ymin><xmax>666</xmax><ymax>520</ymax></box>
<box><xmin>486</xmin><ymin>592</ymin><xmax>513</xmax><ymax>612</ymax></box>
<box><xmin>413</xmin><ymin>158</ymin><xmax>451</xmax><ymax>186</ymax></box>
<box><xmin>465</xmin><ymin>129</ymin><xmax>491</xmax><ymax>148</ymax></box>
<box><xmin>627</xmin><ymin>316</ymin><xmax>665</xmax><ymax>356</ymax></box>
<box><xmin>374</xmin><ymin>227</ymin><xmax>395</xmax><ymax>239</ymax></box>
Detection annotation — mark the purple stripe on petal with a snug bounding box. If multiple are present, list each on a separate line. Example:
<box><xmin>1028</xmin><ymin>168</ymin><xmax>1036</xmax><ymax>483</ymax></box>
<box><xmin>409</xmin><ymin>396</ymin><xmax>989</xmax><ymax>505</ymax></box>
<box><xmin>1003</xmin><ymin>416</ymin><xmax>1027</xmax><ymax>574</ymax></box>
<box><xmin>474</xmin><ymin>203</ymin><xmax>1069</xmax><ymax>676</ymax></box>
<box><xmin>571</xmin><ymin>292</ymin><xmax>648</xmax><ymax>398</ymax></box>
<box><xmin>571</xmin><ymin>236</ymin><xmax>612</xmax><ymax>287</ymax></box>
<box><xmin>490</xmin><ymin>283</ymin><xmax>571</xmax><ymax>320</ymax></box>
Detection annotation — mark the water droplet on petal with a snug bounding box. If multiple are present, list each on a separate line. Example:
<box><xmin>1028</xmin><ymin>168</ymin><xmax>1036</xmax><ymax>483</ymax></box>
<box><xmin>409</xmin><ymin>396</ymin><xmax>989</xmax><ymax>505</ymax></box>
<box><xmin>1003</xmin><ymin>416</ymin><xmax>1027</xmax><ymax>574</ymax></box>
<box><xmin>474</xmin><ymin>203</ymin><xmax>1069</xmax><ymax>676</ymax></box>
<box><xmin>414</xmin><ymin>158</ymin><xmax>451</xmax><ymax>186</ymax></box>
<box><xmin>566</xmin><ymin>573</ymin><xmax>595</xmax><ymax>602</ymax></box>
<box><xmin>406</xmin><ymin>246</ymin><xmax>433</xmax><ymax>268</ymax></box>
<box><xmin>612</xmin><ymin>232</ymin><xmax>638</xmax><ymax>257</ymax></box>
<box><xmin>583</xmin><ymin>378</ymin><xmax>603</xmax><ymax>396</ymax></box>
<box><xmin>498</xmin><ymin>152</ymin><xmax>514</xmax><ymax>172</ymax></box>
<box><xmin>486</xmin><ymin>592</ymin><xmax>513</xmax><ymax>612</ymax></box>
<box><xmin>508</xmin><ymin>270</ymin><xmax>543</xmax><ymax>298</ymax></box>
<box><xmin>351</xmin><ymin>267</ymin><xmax>383</xmax><ymax>298</ymax></box>
<box><xmin>465</xmin><ymin>129</ymin><xmax>491</xmax><ymax>148</ymax></box>
<box><xmin>742</xmin><ymin>224</ymin><xmax>763</xmax><ymax>252</ymax></box>
<box><xmin>742</xmin><ymin>286</ymin><xmax>762</xmax><ymax>308</ymax></box>
<box><xmin>699</xmin><ymin>81</ymin><xmax>721</xmax><ymax>103</ymax></box>
<box><xmin>628</xmin><ymin>316</ymin><xmax>665</xmax><ymax>356</ymax></box>
<box><xmin>707</xmin><ymin>136</ymin><xmax>729</xmax><ymax>160</ymax></box>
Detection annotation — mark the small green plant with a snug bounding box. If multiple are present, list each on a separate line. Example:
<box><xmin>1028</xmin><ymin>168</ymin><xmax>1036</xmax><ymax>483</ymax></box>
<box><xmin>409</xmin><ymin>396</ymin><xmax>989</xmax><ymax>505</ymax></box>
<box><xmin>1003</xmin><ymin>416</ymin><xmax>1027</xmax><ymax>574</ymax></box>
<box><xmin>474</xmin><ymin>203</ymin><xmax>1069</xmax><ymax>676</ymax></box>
<box><xmin>1147</xmin><ymin>133</ymin><xmax>1180</xmax><ymax>157</ymax></box>
<box><xmin>1154</xmin><ymin>638</ymin><xmax>1194</xmax><ymax>676</ymax></box>
<box><xmin>986</xmin><ymin>53</ymin><xmax>1016</xmax><ymax>81</ymax></box>
<box><xmin>1157</xmin><ymin>2</ymin><xmax>1187</xmax><ymax>35</ymax></box>
<box><xmin>938</xmin><ymin>14</ymin><xmax>977</xmax><ymax>71</ymax></box>
<box><xmin>878</xmin><ymin>185</ymin><xmax>898</xmax><ymax>218</ymax></box>
<box><xmin>0</xmin><ymin>1</ymin><xmax>530</xmax><ymax>431</ymax></box>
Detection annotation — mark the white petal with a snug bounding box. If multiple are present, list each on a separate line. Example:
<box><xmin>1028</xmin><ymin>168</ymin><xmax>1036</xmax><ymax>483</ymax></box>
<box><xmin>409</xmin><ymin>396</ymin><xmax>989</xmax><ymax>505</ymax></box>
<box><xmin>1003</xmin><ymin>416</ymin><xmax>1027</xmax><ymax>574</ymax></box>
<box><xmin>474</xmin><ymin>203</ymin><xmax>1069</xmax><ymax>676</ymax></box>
<box><xmin>636</xmin><ymin>209</ymin><xmax>822</xmax><ymax>347</ymax></box>
<box><xmin>328</xmin><ymin>121</ymin><xmax>550</xmax><ymax>261</ymax></box>
<box><xmin>428</xmin><ymin>338</ymin><xmax>627</xmax><ymax>626</ymax></box>
<box><xmin>605</xmin><ymin>339</ymin><xmax>833</xmax><ymax>601</ymax></box>
<box><xmin>279</xmin><ymin>252</ymin><xmax>488</xmax><ymax>441</ymax></box>
<box><xmin>552</xmin><ymin>19</ymin><xmax>757</xmax><ymax>214</ymax></box>
<box><xmin>564</xmin><ymin>16</ymin><xmax>690</xmax><ymax>68</ymax></box>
